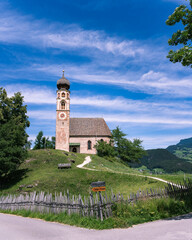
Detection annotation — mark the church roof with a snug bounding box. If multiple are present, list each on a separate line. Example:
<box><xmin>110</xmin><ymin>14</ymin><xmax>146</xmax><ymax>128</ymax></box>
<box><xmin>57</xmin><ymin>70</ymin><xmax>70</xmax><ymax>90</ymax></box>
<box><xmin>69</xmin><ymin>118</ymin><xmax>112</xmax><ymax>137</ymax></box>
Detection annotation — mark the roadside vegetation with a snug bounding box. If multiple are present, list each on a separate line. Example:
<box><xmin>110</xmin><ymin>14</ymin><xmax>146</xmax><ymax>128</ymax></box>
<box><xmin>1</xmin><ymin>197</ymin><xmax>191</xmax><ymax>229</ymax></box>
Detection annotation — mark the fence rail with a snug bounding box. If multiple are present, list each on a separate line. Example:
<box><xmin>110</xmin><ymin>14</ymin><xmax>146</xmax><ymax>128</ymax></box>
<box><xmin>0</xmin><ymin>180</ymin><xmax>192</xmax><ymax>221</ymax></box>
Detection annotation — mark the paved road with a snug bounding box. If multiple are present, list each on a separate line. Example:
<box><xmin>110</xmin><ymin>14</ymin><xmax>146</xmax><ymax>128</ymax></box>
<box><xmin>0</xmin><ymin>213</ymin><xmax>192</xmax><ymax>240</ymax></box>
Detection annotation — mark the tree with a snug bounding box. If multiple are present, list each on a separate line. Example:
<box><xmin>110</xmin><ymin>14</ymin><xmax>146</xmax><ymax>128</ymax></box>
<box><xmin>166</xmin><ymin>0</ymin><xmax>192</xmax><ymax>67</ymax></box>
<box><xmin>117</xmin><ymin>138</ymin><xmax>146</xmax><ymax>163</ymax></box>
<box><xmin>94</xmin><ymin>140</ymin><xmax>116</xmax><ymax>158</ymax></box>
<box><xmin>0</xmin><ymin>88</ymin><xmax>30</xmax><ymax>177</ymax></box>
<box><xmin>111</xmin><ymin>126</ymin><xmax>126</xmax><ymax>153</ymax></box>
<box><xmin>33</xmin><ymin>131</ymin><xmax>44</xmax><ymax>150</ymax></box>
<box><xmin>112</xmin><ymin>127</ymin><xmax>146</xmax><ymax>163</ymax></box>
<box><xmin>33</xmin><ymin>131</ymin><xmax>55</xmax><ymax>149</ymax></box>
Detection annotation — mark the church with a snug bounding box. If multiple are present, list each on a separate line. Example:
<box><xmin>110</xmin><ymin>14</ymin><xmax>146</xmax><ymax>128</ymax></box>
<box><xmin>55</xmin><ymin>71</ymin><xmax>112</xmax><ymax>154</ymax></box>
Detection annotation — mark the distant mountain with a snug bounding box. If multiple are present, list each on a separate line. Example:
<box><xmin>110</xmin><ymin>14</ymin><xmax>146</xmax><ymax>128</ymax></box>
<box><xmin>132</xmin><ymin>148</ymin><xmax>192</xmax><ymax>173</ymax></box>
<box><xmin>167</xmin><ymin>137</ymin><xmax>192</xmax><ymax>162</ymax></box>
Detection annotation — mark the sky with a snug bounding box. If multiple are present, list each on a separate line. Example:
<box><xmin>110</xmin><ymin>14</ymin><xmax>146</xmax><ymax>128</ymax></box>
<box><xmin>1</xmin><ymin>0</ymin><xmax>192</xmax><ymax>149</ymax></box>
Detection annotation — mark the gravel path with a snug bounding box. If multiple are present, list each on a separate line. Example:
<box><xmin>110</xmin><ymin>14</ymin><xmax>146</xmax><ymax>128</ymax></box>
<box><xmin>76</xmin><ymin>156</ymin><xmax>92</xmax><ymax>169</ymax></box>
<box><xmin>77</xmin><ymin>156</ymin><xmax>180</xmax><ymax>187</ymax></box>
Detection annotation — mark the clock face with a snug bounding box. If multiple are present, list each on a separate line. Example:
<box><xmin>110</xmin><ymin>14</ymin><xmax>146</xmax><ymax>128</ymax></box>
<box><xmin>59</xmin><ymin>112</ymin><xmax>66</xmax><ymax>120</ymax></box>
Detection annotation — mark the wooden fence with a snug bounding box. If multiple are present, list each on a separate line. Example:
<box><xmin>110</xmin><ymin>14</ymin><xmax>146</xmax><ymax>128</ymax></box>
<box><xmin>0</xmin><ymin>181</ymin><xmax>192</xmax><ymax>221</ymax></box>
<box><xmin>165</xmin><ymin>179</ymin><xmax>192</xmax><ymax>199</ymax></box>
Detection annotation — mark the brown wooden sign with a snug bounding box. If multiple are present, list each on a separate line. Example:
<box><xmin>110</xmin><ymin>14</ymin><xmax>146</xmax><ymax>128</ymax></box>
<box><xmin>91</xmin><ymin>181</ymin><xmax>106</xmax><ymax>192</ymax></box>
<box><xmin>92</xmin><ymin>186</ymin><xmax>106</xmax><ymax>192</ymax></box>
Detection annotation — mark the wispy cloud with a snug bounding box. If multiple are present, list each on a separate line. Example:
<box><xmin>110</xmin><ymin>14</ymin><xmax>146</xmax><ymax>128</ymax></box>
<box><xmin>28</xmin><ymin>109</ymin><xmax>192</xmax><ymax>125</ymax></box>
<box><xmin>138</xmin><ymin>134</ymin><xmax>192</xmax><ymax>149</ymax></box>
<box><xmin>0</xmin><ymin>4</ymin><xmax>144</xmax><ymax>58</ymax></box>
<box><xmin>5</xmin><ymin>84</ymin><xmax>55</xmax><ymax>104</ymax></box>
<box><xmin>34</xmin><ymin>64</ymin><xmax>192</xmax><ymax>97</ymax></box>
<box><xmin>6</xmin><ymin>84</ymin><xmax>192</xmax><ymax>121</ymax></box>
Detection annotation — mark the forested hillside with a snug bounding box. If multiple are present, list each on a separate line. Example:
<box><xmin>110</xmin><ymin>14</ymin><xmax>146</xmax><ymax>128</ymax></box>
<box><xmin>133</xmin><ymin>149</ymin><xmax>192</xmax><ymax>173</ymax></box>
<box><xmin>167</xmin><ymin>137</ymin><xmax>192</xmax><ymax>162</ymax></box>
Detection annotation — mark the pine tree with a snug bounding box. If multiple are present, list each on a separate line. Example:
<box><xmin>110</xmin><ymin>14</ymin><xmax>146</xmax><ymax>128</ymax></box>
<box><xmin>0</xmin><ymin>88</ymin><xmax>30</xmax><ymax>178</ymax></box>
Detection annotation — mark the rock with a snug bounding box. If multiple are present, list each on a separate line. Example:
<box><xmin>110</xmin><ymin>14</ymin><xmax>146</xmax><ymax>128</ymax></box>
<box><xmin>19</xmin><ymin>185</ymin><xmax>26</xmax><ymax>188</ymax></box>
<box><xmin>63</xmin><ymin>152</ymin><xmax>68</xmax><ymax>156</ymax></box>
<box><xmin>26</xmin><ymin>158</ymin><xmax>36</xmax><ymax>163</ymax></box>
<box><xmin>58</xmin><ymin>163</ymin><xmax>71</xmax><ymax>169</ymax></box>
<box><xmin>26</xmin><ymin>185</ymin><xmax>34</xmax><ymax>188</ymax></box>
<box><xmin>71</xmin><ymin>153</ymin><xmax>77</xmax><ymax>157</ymax></box>
<box><xmin>68</xmin><ymin>159</ymin><xmax>75</xmax><ymax>163</ymax></box>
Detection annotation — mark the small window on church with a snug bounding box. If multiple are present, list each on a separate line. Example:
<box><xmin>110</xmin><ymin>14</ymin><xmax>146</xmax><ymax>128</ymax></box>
<box><xmin>58</xmin><ymin>93</ymin><xmax>60</xmax><ymax>98</ymax></box>
<box><xmin>61</xmin><ymin>101</ymin><xmax>65</xmax><ymax>110</ymax></box>
<box><xmin>88</xmin><ymin>140</ymin><xmax>92</xmax><ymax>150</ymax></box>
<box><xmin>61</xmin><ymin>92</ymin><xmax>65</xmax><ymax>98</ymax></box>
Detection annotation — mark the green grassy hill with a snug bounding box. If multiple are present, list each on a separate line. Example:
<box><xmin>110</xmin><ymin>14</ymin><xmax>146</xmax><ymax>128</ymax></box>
<box><xmin>0</xmin><ymin>149</ymin><xmax>165</xmax><ymax>196</ymax></box>
<box><xmin>167</xmin><ymin>137</ymin><xmax>192</xmax><ymax>162</ymax></box>
<box><xmin>133</xmin><ymin>149</ymin><xmax>192</xmax><ymax>173</ymax></box>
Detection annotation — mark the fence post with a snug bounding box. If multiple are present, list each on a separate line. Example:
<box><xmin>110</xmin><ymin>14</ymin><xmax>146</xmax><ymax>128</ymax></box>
<box><xmin>99</xmin><ymin>192</ymin><xmax>103</xmax><ymax>221</ymax></box>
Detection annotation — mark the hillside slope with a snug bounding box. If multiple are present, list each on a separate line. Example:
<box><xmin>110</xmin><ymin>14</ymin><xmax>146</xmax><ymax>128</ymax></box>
<box><xmin>133</xmin><ymin>149</ymin><xmax>192</xmax><ymax>173</ymax></box>
<box><xmin>0</xmin><ymin>149</ymin><xmax>164</xmax><ymax>196</ymax></box>
<box><xmin>167</xmin><ymin>137</ymin><xmax>192</xmax><ymax>162</ymax></box>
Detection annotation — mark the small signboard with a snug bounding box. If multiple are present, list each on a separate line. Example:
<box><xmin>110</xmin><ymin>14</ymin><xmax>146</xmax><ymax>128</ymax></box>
<box><xmin>91</xmin><ymin>181</ymin><xmax>106</xmax><ymax>192</ymax></box>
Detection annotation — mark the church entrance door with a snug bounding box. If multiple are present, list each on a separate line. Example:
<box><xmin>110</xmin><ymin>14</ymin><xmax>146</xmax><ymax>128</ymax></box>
<box><xmin>69</xmin><ymin>143</ymin><xmax>80</xmax><ymax>153</ymax></box>
<box><xmin>72</xmin><ymin>147</ymin><xmax>77</xmax><ymax>153</ymax></box>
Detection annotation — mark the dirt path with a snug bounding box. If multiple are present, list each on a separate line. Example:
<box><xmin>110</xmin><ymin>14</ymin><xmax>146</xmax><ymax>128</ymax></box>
<box><xmin>78</xmin><ymin>156</ymin><xmax>180</xmax><ymax>187</ymax></box>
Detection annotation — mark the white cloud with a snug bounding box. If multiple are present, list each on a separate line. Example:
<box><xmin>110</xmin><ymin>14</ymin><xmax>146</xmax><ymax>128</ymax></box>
<box><xmin>5</xmin><ymin>84</ymin><xmax>192</xmax><ymax>123</ymax></box>
<box><xmin>5</xmin><ymin>84</ymin><xmax>55</xmax><ymax>104</ymax></box>
<box><xmin>0</xmin><ymin>5</ymin><xmax>144</xmax><ymax>58</ymax></box>
<box><xmin>138</xmin><ymin>134</ymin><xmax>192</xmax><ymax>149</ymax></box>
<box><xmin>28</xmin><ymin>110</ymin><xmax>56</xmax><ymax>120</ymax></box>
<box><xmin>34</xmin><ymin>64</ymin><xmax>192</xmax><ymax>98</ymax></box>
<box><xmin>28</xmin><ymin>109</ymin><xmax>192</xmax><ymax>125</ymax></box>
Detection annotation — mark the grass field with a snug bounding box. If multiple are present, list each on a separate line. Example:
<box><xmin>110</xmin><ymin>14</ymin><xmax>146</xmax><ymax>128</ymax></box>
<box><xmin>0</xmin><ymin>149</ymin><xmax>166</xmax><ymax>196</ymax></box>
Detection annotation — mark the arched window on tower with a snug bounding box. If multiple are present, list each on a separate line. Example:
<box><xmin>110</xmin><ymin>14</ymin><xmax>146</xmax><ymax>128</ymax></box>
<box><xmin>61</xmin><ymin>92</ymin><xmax>65</xmax><ymax>98</ymax></box>
<box><xmin>61</xmin><ymin>101</ymin><xmax>65</xmax><ymax>110</ymax></box>
<box><xmin>88</xmin><ymin>140</ymin><xmax>92</xmax><ymax>150</ymax></box>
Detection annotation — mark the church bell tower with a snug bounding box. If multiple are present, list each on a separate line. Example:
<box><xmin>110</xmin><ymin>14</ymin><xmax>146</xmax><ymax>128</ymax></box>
<box><xmin>55</xmin><ymin>70</ymin><xmax>70</xmax><ymax>151</ymax></box>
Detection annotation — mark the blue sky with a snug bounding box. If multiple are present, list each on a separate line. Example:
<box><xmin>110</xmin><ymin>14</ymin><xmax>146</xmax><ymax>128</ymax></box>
<box><xmin>1</xmin><ymin>0</ymin><xmax>192</xmax><ymax>149</ymax></box>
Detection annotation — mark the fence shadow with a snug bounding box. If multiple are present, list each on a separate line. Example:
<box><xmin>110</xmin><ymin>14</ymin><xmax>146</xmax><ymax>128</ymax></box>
<box><xmin>165</xmin><ymin>213</ymin><xmax>192</xmax><ymax>221</ymax></box>
<box><xmin>0</xmin><ymin>168</ymin><xmax>30</xmax><ymax>190</ymax></box>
